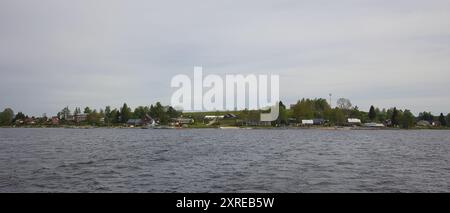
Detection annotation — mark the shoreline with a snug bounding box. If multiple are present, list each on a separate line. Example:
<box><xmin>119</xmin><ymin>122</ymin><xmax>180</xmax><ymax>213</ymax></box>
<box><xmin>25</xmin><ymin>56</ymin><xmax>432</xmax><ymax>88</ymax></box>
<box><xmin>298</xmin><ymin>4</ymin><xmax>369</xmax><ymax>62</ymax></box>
<box><xmin>1</xmin><ymin>125</ymin><xmax>449</xmax><ymax>131</ymax></box>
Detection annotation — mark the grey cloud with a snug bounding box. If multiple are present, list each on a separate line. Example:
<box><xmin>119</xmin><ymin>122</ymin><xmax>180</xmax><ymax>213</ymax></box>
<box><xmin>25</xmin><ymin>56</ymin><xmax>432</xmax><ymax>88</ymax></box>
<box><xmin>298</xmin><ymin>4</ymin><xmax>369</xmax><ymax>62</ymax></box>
<box><xmin>1</xmin><ymin>0</ymin><xmax>450</xmax><ymax>115</ymax></box>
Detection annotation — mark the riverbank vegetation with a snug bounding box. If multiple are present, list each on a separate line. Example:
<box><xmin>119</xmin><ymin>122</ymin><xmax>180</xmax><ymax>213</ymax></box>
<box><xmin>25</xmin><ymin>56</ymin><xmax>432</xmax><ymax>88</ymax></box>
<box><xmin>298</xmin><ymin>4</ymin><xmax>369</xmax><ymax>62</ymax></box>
<box><xmin>1</xmin><ymin>98</ymin><xmax>449</xmax><ymax>129</ymax></box>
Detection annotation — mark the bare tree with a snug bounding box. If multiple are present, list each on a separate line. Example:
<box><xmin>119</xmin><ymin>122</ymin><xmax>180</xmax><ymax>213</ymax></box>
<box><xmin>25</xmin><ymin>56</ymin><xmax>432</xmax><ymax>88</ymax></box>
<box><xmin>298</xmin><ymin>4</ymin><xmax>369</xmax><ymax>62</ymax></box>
<box><xmin>336</xmin><ymin>98</ymin><xmax>352</xmax><ymax>110</ymax></box>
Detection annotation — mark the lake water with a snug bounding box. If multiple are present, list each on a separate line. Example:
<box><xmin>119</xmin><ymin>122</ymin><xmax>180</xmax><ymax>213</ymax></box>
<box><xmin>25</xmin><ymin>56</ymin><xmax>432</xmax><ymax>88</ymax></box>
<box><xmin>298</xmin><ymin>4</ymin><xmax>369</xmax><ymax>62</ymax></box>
<box><xmin>0</xmin><ymin>128</ymin><xmax>449</xmax><ymax>192</ymax></box>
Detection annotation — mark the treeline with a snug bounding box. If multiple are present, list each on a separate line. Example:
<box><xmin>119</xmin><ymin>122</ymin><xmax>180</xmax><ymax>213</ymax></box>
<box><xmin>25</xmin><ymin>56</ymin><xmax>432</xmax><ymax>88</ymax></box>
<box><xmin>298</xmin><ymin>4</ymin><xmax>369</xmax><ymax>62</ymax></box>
<box><xmin>0</xmin><ymin>102</ymin><xmax>181</xmax><ymax>126</ymax></box>
<box><xmin>283</xmin><ymin>98</ymin><xmax>450</xmax><ymax>129</ymax></box>
<box><xmin>58</xmin><ymin>102</ymin><xmax>181</xmax><ymax>125</ymax></box>
<box><xmin>1</xmin><ymin>98</ymin><xmax>450</xmax><ymax>129</ymax></box>
<box><xmin>183</xmin><ymin>98</ymin><xmax>449</xmax><ymax>129</ymax></box>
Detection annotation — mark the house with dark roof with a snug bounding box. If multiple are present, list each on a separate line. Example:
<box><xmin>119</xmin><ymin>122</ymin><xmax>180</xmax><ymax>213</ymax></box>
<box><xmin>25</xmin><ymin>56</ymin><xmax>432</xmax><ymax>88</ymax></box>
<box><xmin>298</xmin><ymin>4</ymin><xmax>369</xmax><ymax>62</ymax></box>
<box><xmin>127</xmin><ymin>114</ymin><xmax>154</xmax><ymax>126</ymax></box>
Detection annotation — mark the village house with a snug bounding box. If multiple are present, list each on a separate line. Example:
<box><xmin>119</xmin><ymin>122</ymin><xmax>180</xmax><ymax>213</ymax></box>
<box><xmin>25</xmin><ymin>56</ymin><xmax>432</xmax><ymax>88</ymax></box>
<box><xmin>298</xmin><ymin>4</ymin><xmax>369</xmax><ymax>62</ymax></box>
<box><xmin>417</xmin><ymin>120</ymin><xmax>431</xmax><ymax>127</ymax></box>
<box><xmin>204</xmin><ymin>113</ymin><xmax>236</xmax><ymax>120</ymax></box>
<box><xmin>347</xmin><ymin>118</ymin><xmax>362</xmax><ymax>125</ymax></box>
<box><xmin>172</xmin><ymin>118</ymin><xmax>194</xmax><ymax>125</ymax></box>
<box><xmin>75</xmin><ymin>114</ymin><xmax>87</xmax><ymax>123</ymax></box>
<box><xmin>15</xmin><ymin>119</ymin><xmax>24</xmax><ymax>125</ymax></box>
<box><xmin>65</xmin><ymin>114</ymin><xmax>88</xmax><ymax>123</ymax></box>
<box><xmin>126</xmin><ymin>114</ymin><xmax>154</xmax><ymax>127</ymax></box>
<box><xmin>25</xmin><ymin>117</ymin><xmax>36</xmax><ymax>125</ymax></box>
<box><xmin>224</xmin><ymin>113</ymin><xmax>237</xmax><ymax>119</ymax></box>
<box><xmin>51</xmin><ymin>116</ymin><xmax>60</xmax><ymax>125</ymax></box>
<box><xmin>302</xmin><ymin>120</ymin><xmax>314</xmax><ymax>125</ymax></box>
<box><xmin>301</xmin><ymin>119</ymin><xmax>326</xmax><ymax>126</ymax></box>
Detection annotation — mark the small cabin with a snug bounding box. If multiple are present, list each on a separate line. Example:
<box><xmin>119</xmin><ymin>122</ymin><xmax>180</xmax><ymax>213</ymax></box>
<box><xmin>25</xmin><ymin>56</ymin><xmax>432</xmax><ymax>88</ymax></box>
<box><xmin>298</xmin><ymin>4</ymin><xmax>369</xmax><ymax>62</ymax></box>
<box><xmin>302</xmin><ymin>120</ymin><xmax>314</xmax><ymax>125</ymax></box>
<box><xmin>302</xmin><ymin>119</ymin><xmax>326</xmax><ymax>125</ymax></box>
<box><xmin>347</xmin><ymin>118</ymin><xmax>361</xmax><ymax>125</ymax></box>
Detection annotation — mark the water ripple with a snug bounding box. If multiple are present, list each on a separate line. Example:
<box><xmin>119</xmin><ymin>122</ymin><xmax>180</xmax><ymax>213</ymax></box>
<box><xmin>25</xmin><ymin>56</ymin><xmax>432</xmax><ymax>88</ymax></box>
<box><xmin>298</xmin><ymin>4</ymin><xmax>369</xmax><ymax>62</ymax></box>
<box><xmin>0</xmin><ymin>128</ymin><xmax>449</xmax><ymax>192</ymax></box>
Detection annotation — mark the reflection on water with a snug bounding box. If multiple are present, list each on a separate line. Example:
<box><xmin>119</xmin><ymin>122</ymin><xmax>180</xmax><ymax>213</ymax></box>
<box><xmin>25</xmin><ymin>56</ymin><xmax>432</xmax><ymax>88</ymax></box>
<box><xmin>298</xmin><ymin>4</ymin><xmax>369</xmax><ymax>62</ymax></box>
<box><xmin>0</xmin><ymin>128</ymin><xmax>449</xmax><ymax>192</ymax></box>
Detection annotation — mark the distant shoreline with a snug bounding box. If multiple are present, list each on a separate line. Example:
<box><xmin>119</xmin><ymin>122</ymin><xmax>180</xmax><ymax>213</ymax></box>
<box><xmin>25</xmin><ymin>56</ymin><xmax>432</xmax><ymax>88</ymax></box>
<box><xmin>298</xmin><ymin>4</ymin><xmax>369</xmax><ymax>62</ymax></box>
<box><xmin>1</xmin><ymin>125</ymin><xmax>449</xmax><ymax>131</ymax></box>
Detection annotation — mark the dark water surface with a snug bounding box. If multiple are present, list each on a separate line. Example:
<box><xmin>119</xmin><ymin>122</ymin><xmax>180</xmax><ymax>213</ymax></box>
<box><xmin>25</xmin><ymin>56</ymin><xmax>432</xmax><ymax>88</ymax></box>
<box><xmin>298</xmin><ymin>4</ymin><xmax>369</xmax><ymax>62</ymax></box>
<box><xmin>0</xmin><ymin>128</ymin><xmax>449</xmax><ymax>192</ymax></box>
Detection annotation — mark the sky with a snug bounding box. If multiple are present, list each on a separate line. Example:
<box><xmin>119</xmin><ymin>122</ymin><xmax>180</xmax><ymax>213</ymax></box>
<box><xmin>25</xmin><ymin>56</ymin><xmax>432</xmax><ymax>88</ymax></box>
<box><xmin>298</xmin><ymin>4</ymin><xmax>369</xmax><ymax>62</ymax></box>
<box><xmin>1</xmin><ymin>0</ymin><xmax>450</xmax><ymax>116</ymax></box>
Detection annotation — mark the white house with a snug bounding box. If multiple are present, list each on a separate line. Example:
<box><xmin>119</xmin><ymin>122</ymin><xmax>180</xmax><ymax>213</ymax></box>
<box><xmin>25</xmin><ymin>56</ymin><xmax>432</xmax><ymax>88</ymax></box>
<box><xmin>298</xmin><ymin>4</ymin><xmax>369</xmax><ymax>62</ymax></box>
<box><xmin>417</xmin><ymin>120</ymin><xmax>431</xmax><ymax>127</ymax></box>
<box><xmin>302</xmin><ymin>120</ymin><xmax>314</xmax><ymax>125</ymax></box>
<box><xmin>348</xmin><ymin>118</ymin><xmax>361</xmax><ymax>124</ymax></box>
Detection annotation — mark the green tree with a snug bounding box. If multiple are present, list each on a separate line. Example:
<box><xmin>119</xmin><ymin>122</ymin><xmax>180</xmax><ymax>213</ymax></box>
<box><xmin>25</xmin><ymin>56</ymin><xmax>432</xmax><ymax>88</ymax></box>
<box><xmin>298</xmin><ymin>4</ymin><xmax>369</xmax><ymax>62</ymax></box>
<box><xmin>237</xmin><ymin>108</ymin><xmax>261</xmax><ymax>124</ymax></box>
<box><xmin>104</xmin><ymin>106</ymin><xmax>112</xmax><ymax>125</ymax></box>
<box><xmin>418</xmin><ymin>112</ymin><xmax>434</xmax><ymax>123</ymax></box>
<box><xmin>0</xmin><ymin>108</ymin><xmax>14</xmax><ymax>126</ymax></box>
<box><xmin>313</xmin><ymin>98</ymin><xmax>330</xmax><ymax>111</ymax></box>
<box><xmin>239</xmin><ymin>108</ymin><xmax>249</xmax><ymax>122</ymax></box>
<box><xmin>349</xmin><ymin>106</ymin><xmax>361</xmax><ymax>119</ymax></box>
<box><xmin>84</xmin><ymin>107</ymin><xmax>92</xmax><ymax>114</ymax></box>
<box><xmin>375</xmin><ymin>108</ymin><xmax>383</xmax><ymax>122</ymax></box>
<box><xmin>166</xmin><ymin>106</ymin><xmax>181</xmax><ymax>119</ymax></box>
<box><xmin>292</xmin><ymin>99</ymin><xmax>314</xmax><ymax>121</ymax></box>
<box><xmin>133</xmin><ymin>106</ymin><xmax>150</xmax><ymax>119</ymax></box>
<box><xmin>334</xmin><ymin>108</ymin><xmax>346</xmax><ymax>125</ymax></box>
<box><xmin>324</xmin><ymin>108</ymin><xmax>345</xmax><ymax>125</ymax></box>
<box><xmin>386</xmin><ymin>108</ymin><xmax>393</xmax><ymax>123</ymax></box>
<box><xmin>368</xmin><ymin>106</ymin><xmax>376</xmax><ymax>121</ymax></box>
<box><xmin>99</xmin><ymin>108</ymin><xmax>104</xmax><ymax>118</ymax></box>
<box><xmin>439</xmin><ymin>113</ymin><xmax>446</xmax><ymax>126</ymax></box>
<box><xmin>87</xmin><ymin>109</ymin><xmax>101</xmax><ymax>125</ymax></box>
<box><xmin>447</xmin><ymin>113</ymin><xmax>450</xmax><ymax>127</ymax></box>
<box><xmin>312</xmin><ymin>98</ymin><xmax>331</xmax><ymax>118</ymax></box>
<box><xmin>291</xmin><ymin>98</ymin><xmax>331</xmax><ymax>121</ymax></box>
<box><xmin>14</xmin><ymin>112</ymin><xmax>26</xmax><ymax>121</ymax></box>
<box><xmin>400</xmin><ymin>110</ymin><xmax>415</xmax><ymax>129</ymax></box>
<box><xmin>391</xmin><ymin>107</ymin><xmax>400</xmax><ymax>127</ymax></box>
<box><xmin>60</xmin><ymin>106</ymin><xmax>71</xmax><ymax>120</ymax></box>
<box><xmin>120</xmin><ymin>103</ymin><xmax>131</xmax><ymax>123</ymax></box>
<box><xmin>274</xmin><ymin>101</ymin><xmax>288</xmax><ymax>125</ymax></box>
<box><xmin>111</xmin><ymin>109</ymin><xmax>120</xmax><ymax>124</ymax></box>
<box><xmin>149</xmin><ymin>102</ymin><xmax>169</xmax><ymax>124</ymax></box>
<box><xmin>74</xmin><ymin>107</ymin><xmax>81</xmax><ymax>116</ymax></box>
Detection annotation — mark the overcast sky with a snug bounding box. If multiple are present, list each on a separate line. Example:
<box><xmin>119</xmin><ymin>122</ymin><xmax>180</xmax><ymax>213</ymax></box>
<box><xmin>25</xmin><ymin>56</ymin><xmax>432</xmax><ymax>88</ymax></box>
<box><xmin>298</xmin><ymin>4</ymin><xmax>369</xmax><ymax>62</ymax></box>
<box><xmin>1</xmin><ymin>0</ymin><xmax>450</xmax><ymax>116</ymax></box>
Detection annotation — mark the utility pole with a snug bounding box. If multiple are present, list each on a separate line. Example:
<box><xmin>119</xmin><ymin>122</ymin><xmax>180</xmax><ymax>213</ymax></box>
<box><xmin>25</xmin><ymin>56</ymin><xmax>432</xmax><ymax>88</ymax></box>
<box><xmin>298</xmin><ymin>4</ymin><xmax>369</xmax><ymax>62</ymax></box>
<box><xmin>329</xmin><ymin>93</ymin><xmax>332</xmax><ymax>108</ymax></box>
